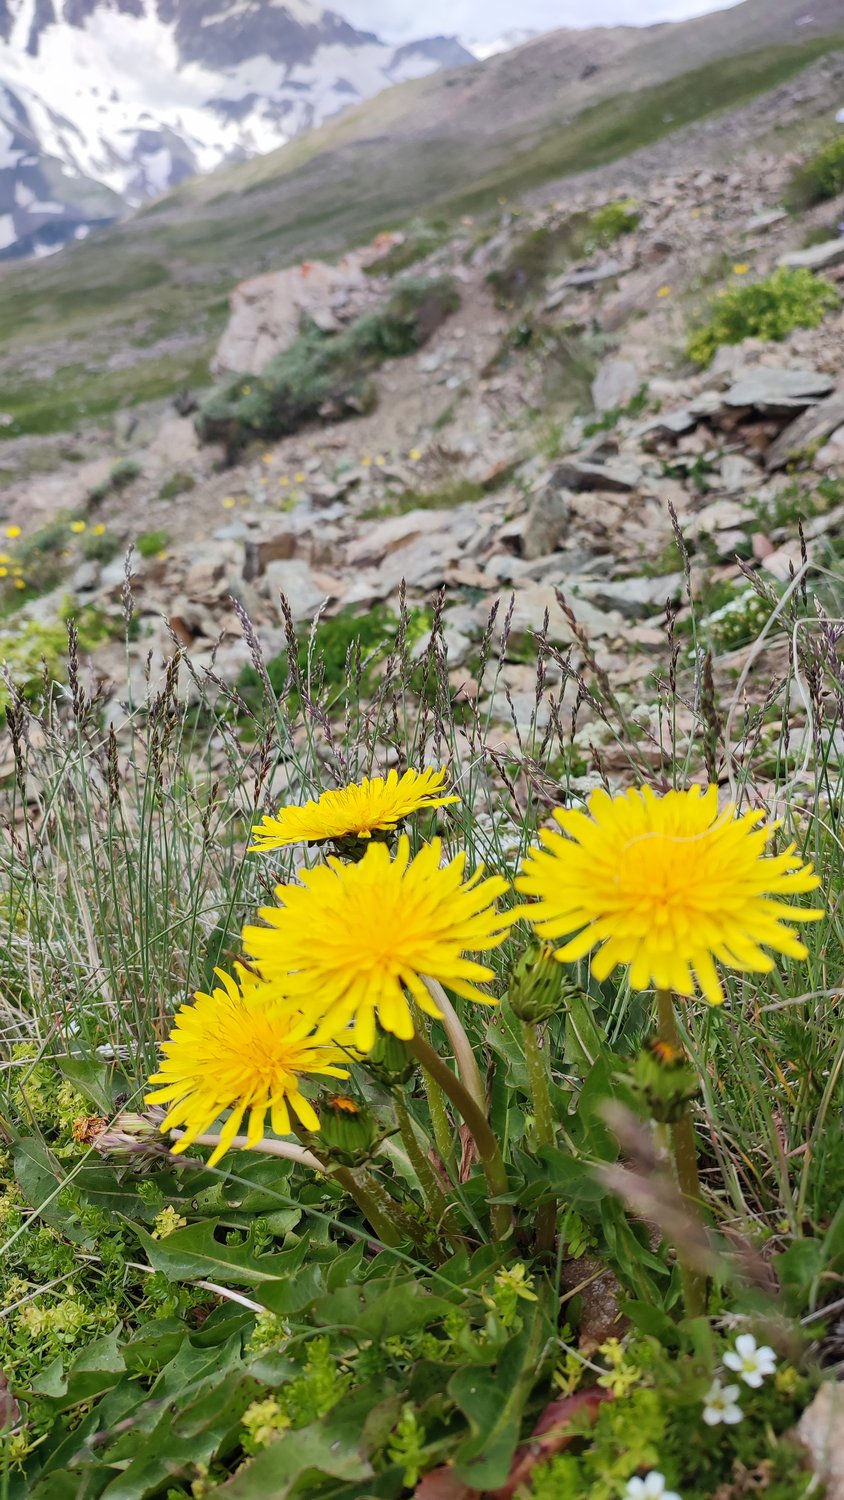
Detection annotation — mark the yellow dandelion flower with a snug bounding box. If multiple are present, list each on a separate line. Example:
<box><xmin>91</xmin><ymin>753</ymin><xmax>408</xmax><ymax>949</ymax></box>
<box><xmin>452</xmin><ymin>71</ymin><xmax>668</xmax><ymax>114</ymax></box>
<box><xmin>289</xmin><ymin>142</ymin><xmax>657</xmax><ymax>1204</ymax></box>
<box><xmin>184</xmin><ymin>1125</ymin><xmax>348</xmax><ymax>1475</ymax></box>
<box><xmin>242</xmin><ymin>385</ymin><xmax>252</xmax><ymax>395</ymax></box>
<box><xmin>515</xmin><ymin>785</ymin><xmax>822</xmax><ymax>1005</ymax></box>
<box><xmin>92</xmin><ymin>523</ymin><xmax>107</xmax><ymax>536</ymax></box>
<box><xmin>5</xmin><ymin>526</ymin><xmax>20</xmax><ymax>539</ymax></box>
<box><xmin>243</xmin><ymin>835</ymin><xmax>514</xmax><ymax>1051</ymax></box>
<box><xmin>70</xmin><ymin>520</ymin><xmax>86</xmax><ymax>534</ymax></box>
<box><xmin>249</xmin><ymin>767</ymin><xmax>459</xmax><ymax>852</ymax></box>
<box><xmin>0</xmin><ymin>568</ymin><xmax>6</xmax><ymax>579</ymax></box>
<box><xmin>262</xmin><ymin>453</ymin><xmax>273</xmax><ymax>465</ymax></box>
<box><xmin>279</xmin><ymin>475</ymin><xmax>290</xmax><ymax>486</ymax></box>
<box><xmin>375</xmin><ymin>455</ymin><xmax>386</xmax><ymax>467</ymax></box>
<box><xmin>657</xmin><ymin>285</ymin><xmax>672</xmax><ymax>299</ymax></box>
<box><xmin>14</xmin><ymin>579</ymin><xmax>25</xmax><ymax>590</ymax></box>
<box><xmin>145</xmin><ymin>967</ymin><xmax>349</xmax><ymax>1167</ymax></box>
<box><xmin>733</xmin><ymin>263</ymin><xmax>750</xmax><ymax>275</ymax></box>
<box><xmin>361</xmin><ymin>455</ymin><xmax>372</xmax><ymax>467</ymax></box>
<box><xmin>294</xmin><ymin>471</ymin><xmax>306</xmax><ymax>483</ymax></box>
<box><xmin>222</xmin><ymin>497</ymin><xmax>236</xmax><ymax>510</ymax></box>
<box><xmin>408</xmin><ymin>448</ymin><xmax>422</xmax><ymax>461</ymax></box>
<box><xmin>0</xmin><ymin>553</ymin><xmax>9</xmax><ymax>564</ymax></box>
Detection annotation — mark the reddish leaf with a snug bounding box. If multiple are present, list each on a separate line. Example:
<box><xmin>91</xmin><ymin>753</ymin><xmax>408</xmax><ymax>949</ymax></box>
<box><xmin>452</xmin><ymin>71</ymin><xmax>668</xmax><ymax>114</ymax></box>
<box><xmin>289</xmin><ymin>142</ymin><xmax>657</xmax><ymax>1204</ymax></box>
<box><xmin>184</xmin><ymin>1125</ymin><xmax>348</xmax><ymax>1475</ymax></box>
<box><xmin>491</xmin><ymin>1387</ymin><xmax>612</xmax><ymax>1499</ymax></box>
<box><xmin>414</xmin><ymin>1467</ymin><xmax>478</xmax><ymax>1500</ymax></box>
<box><xmin>0</xmin><ymin>1372</ymin><xmax>20</xmax><ymax>1428</ymax></box>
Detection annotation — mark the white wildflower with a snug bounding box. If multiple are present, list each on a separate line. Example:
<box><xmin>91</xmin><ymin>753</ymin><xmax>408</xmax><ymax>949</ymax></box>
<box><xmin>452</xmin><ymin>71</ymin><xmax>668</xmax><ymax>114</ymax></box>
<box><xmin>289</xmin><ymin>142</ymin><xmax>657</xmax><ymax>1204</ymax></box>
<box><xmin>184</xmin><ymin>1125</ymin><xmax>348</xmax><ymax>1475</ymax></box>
<box><xmin>624</xmin><ymin>1473</ymin><xmax>681</xmax><ymax>1499</ymax></box>
<box><xmin>702</xmin><ymin>1377</ymin><xmax>743</xmax><ymax>1426</ymax></box>
<box><xmin>723</xmin><ymin>1332</ymin><xmax>777</xmax><ymax>1388</ymax></box>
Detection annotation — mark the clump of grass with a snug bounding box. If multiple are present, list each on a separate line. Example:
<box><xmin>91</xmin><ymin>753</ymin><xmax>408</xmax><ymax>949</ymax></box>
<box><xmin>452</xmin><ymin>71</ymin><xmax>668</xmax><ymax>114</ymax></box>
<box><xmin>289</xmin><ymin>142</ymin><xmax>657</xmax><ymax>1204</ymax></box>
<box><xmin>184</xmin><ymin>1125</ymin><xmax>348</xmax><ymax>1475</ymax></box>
<box><xmin>687</xmin><ymin>266</ymin><xmax>839</xmax><ymax>366</ymax></box>
<box><xmin>196</xmin><ymin>275</ymin><xmax>460</xmax><ymax>458</ymax></box>
<box><xmin>363</xmin><ymin>219</ymin><xmax>450</xmax><ymax>276</ymax></box>
<box><xmin>787</xmin><ymin>132</ymin><xmax>844</xmax><ymax>209</ymax></box>
<box><xmin>136</xmin><ymin>528</ymin><xmax>169</xmax><ymax>558</ymax></box>
<box><xmin>360</xmin><ymin>477</ymin><xmax>486</xmax><ymax>520</ymax></box>
<box><xmin>158</xmin><ymin>471</ymin><xmax>196</xmax><ymax>501</ymax></box>
<box><xmin>0</xmin><ymin>601</ymin><xmax>113</xmax><ymax>709</ymax></box>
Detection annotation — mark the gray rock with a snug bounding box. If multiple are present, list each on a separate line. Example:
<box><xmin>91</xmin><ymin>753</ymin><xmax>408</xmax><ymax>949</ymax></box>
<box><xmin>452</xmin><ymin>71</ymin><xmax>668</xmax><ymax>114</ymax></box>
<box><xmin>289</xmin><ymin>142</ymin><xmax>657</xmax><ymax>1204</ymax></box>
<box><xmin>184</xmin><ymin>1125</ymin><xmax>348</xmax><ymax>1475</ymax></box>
<box><xmin>723</xmin><ymin>369</ymin><xmax>835</xmax><ymax>414</ymax></box>
<box><xmin>798</xmin><ymin>1382</ymin><xmax>844</xmax><ymax>1499</ymax></box>
<box><xmin>778</xmin><ymin>240</ymin><xmax>844</xmax><ymax>272</ymax></box>
<box><xmin>569</xmin><ymin>573</ymin><xmax>684</xmax><ymax>620</ymax></box>
<box><xmin>262</xmin><ymin>560</ymin><xmax>327</xmax><ymax>623</ymax></box>
<box><xmin>764</xmin><ymin>386</ymin><xmax>844</xmax><ymax>471</ymax></box>
<box><xmin>71</xmin><ymin>560</ymin><xmax>101</xmax><ymax>593</ymax></box>
<box><xmin>719</xmin><ymin>453</ymin><xmax>759</xmax><ymax>492</ymax></box>
<box><xmin>746</xmin><ymin>208</ymin><xmax>789</xmax><ymax>233</ymax></box>
<box><xmin>243</xmin><ymin>531</ymin><xmax>297</xmax><ymax>581</ymax></box>
<box><xmin>561</xmin><ymin>258</ymin><xmax>623</xmax><ymax>288</ymax></box>
<box><xmin>591</xmin><ymin>357</ymin><xmax>641</xmax><ymax>413</ymax></box>
<box><xmin>522</xmin><ymin>485</ymin><xmax>571</xmax><ymax>560</ymax></box>
<box><xmin>551</xmin><ymin>457</ymin><xmax>642</xmax><ymax>493</ymax></box>
<box><xmin>479</xmin><ymin>584</ymin><xmax>624</xmax><ymax>648</ymax></box>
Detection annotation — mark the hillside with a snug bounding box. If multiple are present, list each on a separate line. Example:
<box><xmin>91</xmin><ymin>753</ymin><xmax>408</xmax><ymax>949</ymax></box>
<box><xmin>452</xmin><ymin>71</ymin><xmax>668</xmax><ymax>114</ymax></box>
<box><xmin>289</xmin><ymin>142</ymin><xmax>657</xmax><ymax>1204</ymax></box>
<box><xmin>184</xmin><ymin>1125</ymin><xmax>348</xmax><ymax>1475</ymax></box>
<box><xmin>0</xmin><ymin>0</ymin><xmax>843</xmax><ymax>456</ymax></box>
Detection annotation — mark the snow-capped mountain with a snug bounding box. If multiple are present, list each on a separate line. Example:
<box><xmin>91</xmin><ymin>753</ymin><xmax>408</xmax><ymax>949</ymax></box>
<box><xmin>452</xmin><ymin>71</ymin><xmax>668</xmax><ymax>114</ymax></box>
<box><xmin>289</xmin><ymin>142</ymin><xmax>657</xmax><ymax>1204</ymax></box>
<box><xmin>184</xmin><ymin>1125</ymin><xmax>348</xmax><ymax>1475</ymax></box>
<box><xmin>0</xmin><ymin>0</ymin><xmax>472</xmax><ymax>258</ymax></box>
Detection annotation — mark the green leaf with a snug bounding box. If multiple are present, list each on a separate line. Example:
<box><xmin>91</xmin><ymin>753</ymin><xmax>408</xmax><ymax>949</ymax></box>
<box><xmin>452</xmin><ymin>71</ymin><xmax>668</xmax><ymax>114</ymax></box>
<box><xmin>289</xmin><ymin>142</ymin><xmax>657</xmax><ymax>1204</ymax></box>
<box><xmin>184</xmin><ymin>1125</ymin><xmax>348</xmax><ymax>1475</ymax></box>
<box><xmin>12</xmin><ymin>1139</ymin><xmax>92</xmax><ymax>1245</ymax></box>
<box><xmin>450</xmin><ymin>1300</ymin><xmax>551</xmax><ymax>1487</ymax></box>
<box><xmin>30</xmin><ymin>1329</ymin><xmax>126</xmax><ymax>1410</ymax></box>
<box><xmin>132</xmin><ymin>1219</ymin><xmax>309</xmax><ymax>1287</ymax></box>
<box><xmin>313</xmin><ymin>1277</ymin><xmax>453</xmax><ymax>1340</ymax></box>
<box><xmin>58</xmin><ymin>1055</ymin><xmax>128</xmax><ymax>1114</ymax></box>
<box><xmin>222</xmin><ymin>1396</ymin><xmax>376</xmax><ymax>1497</ymax></box>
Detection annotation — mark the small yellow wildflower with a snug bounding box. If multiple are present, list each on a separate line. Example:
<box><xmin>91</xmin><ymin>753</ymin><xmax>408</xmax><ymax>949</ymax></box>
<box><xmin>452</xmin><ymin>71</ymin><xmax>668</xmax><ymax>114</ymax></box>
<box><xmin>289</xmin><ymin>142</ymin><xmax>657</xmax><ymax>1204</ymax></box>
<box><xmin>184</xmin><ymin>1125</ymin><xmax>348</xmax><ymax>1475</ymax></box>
<box><xmin>70</xmin><ymin>520</ymin><xmax>86</xmax><ymax>534</ymax></box>
<box><xmin>408</xmin><ymin>448</ymin><xmax>422</xmax><ymax>461</ymax></box>
<box><xmin>5</xmin><ymin>526</ymin><xmax>20</xmax><ymax>539</ymax></box>
<box><xmin>145</xmin><ymin>967</ymin><xmax>349</xmax><ymax>1166</ymax></box>
<box><xmin>151</xmin><ymin>1205</ymin><xmax>188</xmax><ymax>1239</ymax></box>
<box><xmin>14</xmin><ymin>579</ymin><xmax>25</xmax><ymax>590</ymax></box>
<box><xmin>0</xmin><ymin>568</ymin><xmax>6</xmax><ymax>579</ymax></box>
<box><xmin>249</xmin><ymin>767</ymin><xmax>459</xmax><ymax>851</ymax></box>
<box><xmin>0</xmin><ymin>553</ymin><xmax>9</xmax><ymax>564</ymax></box>
<box><xmin>375</xmin><ymin>455</ymin><xmax>386</xmax><ymax>467</ymax></box>
<box><xmin>733</xmin><ymin>263</ymin><xmax>750</xmax><ymax>275</ymax></box>
<box><xmin>243</xmin><ymin>835</ymin><xmax>513</xmax><ymax>1051</ymax></box>
<box><xmin>294</xmin><ymin>471</ymin><xmax>306</xmax><ymax>483</ymax></box>
<box><xmin>92</xmin><ymin>523</ymin><xmax>107</xmax><ymax>536</ymax></box>
<box><xmin>516</xmin><ymin>785</ymin><xmax>822</xmax><ymax>1005</ymax></box>
<box><xmin>222</xmin><ymin>497</ymin><xmax>236</xmax><ymax>509</ymax></box>
<box><xmin>279</xmin><ymin>475</ymin><xmax>290</xmax><ymax>486</ymax></box>
<box><xmin>262</xmin><ymin>453</ymin><xmax>273</xmax><ymax>465</ymax></box>
<box><xmin>360</xmin><ymin>455</ymin><xmax>372</xmax><ymax>467</ymax></box>
<box><xmin>657</xmin><ymin>286</ymin><xmax>672</xmax><ymax>299</ymax></box>
<box><xmin>242</xmin><ymin>385</ymin><xmax>252</xmax><ymax>395</ymax></box>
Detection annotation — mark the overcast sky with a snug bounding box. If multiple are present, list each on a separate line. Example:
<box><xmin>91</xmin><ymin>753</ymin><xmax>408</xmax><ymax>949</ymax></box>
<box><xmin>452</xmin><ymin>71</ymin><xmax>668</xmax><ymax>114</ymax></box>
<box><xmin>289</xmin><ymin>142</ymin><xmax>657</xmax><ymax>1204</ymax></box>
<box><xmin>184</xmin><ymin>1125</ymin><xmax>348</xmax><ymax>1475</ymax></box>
<box><xmin>338</xmin><ymin>0</ymin><xmax>744</xmax><ymax>44</ymax></box>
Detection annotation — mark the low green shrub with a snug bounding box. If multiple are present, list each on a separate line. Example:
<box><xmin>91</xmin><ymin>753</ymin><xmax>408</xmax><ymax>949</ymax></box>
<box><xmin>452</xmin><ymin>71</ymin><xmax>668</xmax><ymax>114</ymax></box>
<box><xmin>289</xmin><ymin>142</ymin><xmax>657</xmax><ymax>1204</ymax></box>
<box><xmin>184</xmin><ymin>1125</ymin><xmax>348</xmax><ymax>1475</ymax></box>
<box><xmin>787</xmin><ymin>132</ymin><xmax>844</xmax><ymax>208</ymax></box>
<box><xmin>0</xmin><ymin>602</ymin><xmax>113</xmax><ymax>710</ymax></box>
<box><xmin>583</xmin><ymin>196</ymin><xmax>640</xmax><ymax>251</ymax></box>
<box><xmin>196</xmin><ymin>276</ymin><xmax>460</xmax><ymax>457</ymax></box>
<box><xmin>158</xmin><ymin>471</ymin><xmax>196</xmax><ymax>501</ymax></box>
<box><xmin>136</xmin><ymin>529</ymin><xmax>169</xmax><ymax>558</ymax></box>
<box><xmin>487</xmin><ymin>200</ymin><xmax>638</xmax><ymax>307</ymax></box>
<box><xmin>687</xmin><ymin>266</ymin><xmax>839</xmax><ymax>366</ymax></box>
<box><xmin>110</xmin><ymin>458</ymin><xmax>142</xmax><ymax>491</ymax></box>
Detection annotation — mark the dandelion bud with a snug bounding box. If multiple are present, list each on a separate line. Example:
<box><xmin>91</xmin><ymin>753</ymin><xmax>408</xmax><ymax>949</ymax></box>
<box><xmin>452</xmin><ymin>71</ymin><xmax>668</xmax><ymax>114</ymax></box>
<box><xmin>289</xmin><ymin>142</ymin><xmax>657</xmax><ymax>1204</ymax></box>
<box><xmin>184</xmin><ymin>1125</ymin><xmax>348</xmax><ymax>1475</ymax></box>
<box><xmin>94</xmin><ymin>1110</ymin><xmax>168</xmax><ymax>1163</ymax></box>
<box><xmin>509</xmin><ymin>941</ymin><xmax>569</xmax><ymax>1023</ymax></box>
<box><xmin>318</xmin><ymin>1096</ymin><xmax>381</xmax><ymax>1164</ymax></box>
<box><xmin>628</xmin><ymin>1038</ymin><xmax>700</xmax><ymax>1124</ymax></box>
<box><xmin>368</xmin><ymin>1026</ymin><xmax>415</xmax><ymax>1086</ymax></box>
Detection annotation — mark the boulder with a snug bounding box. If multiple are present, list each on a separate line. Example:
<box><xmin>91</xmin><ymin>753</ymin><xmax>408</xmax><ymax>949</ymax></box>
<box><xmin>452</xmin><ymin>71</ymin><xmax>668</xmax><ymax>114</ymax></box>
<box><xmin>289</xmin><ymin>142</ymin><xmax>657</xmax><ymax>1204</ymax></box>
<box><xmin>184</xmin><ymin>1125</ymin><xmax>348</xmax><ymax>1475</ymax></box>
<box><xmin>764</xmin><ymin>386</ymin><xmax>844</xmax><ymax>470</ymax></box>
<box><xmin>569</xmin><ymin>572</ymin><xmax>684</xmax><ymax>620</ymax></box>
<box><xmin>552</xmin><ymin>457</ymin><xmax>642</xmax><ymax>493</ymax></box>
<box><xmin>591</xmin><ymin>357</ymin><xmax>641</xmax><ymax>413</ymax></box>
<box><xmin>778</xmin><ymin>240</ymin><xmax>844</xmax><ymax>272</ymax></box>
<box><xmin>521</xmin><ymin>485</ymin><xmax>571</xmax><ymax>560</ymax></box>
<box><xmin>722</xmin><ymin>369</ymin><xmax>835</xmax><ymax>415</ymax></box>
<box><xmin>262</xmin><ymin>559</ymin><xmax>328</xmax><ymax>623</ymax></box>
<box><xmin>213</xmin><ymin>255</ymin><xmax>372</xmax><ymax>375</ymax></box>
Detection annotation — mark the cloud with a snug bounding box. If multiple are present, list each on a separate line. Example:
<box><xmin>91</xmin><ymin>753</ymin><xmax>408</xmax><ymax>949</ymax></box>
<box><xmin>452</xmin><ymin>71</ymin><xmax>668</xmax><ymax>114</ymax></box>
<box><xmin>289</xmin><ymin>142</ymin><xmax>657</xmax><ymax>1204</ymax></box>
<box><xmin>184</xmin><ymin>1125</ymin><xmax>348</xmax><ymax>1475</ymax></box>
<box><xmin>337</xmin><ymin>0</ymin><xmax>743</xmax><ymax>44</ymax></box>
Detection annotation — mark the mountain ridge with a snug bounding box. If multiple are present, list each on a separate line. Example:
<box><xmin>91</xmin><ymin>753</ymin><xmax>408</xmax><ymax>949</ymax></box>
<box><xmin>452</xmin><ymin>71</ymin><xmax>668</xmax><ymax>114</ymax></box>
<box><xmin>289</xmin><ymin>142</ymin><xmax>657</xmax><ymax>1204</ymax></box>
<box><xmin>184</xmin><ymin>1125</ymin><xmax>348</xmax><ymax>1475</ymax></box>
<box><xmin>0</xmin><ymin>0</ymin><xmax>472</xmax><ymax>257</ymax></box>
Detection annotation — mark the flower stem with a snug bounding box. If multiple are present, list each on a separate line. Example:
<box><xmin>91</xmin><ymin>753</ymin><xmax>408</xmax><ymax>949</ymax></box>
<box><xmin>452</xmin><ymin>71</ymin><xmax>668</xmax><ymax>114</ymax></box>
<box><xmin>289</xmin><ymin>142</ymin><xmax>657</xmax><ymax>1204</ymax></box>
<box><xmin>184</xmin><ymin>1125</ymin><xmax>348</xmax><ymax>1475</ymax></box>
<box><xmin>656</xmin><ymin>988</ymin><xmax>707</xmax><ymax>1319</ymax></box>
<box><xmin>174</xmin><ymin>1131</ymin><xmax>324</xmax><ymax>1172</ymax></box>
<box><xmin>422</xmin><ymin>975</ymin><xmax>487</xmax><ymax>1113</ymax></box>
<box><xmin>408</xmin><ymin>1033</ymin><xmax>512</xmax><ymax>1240</ymax></box>
<box><xmin>393</xmin><ymin>1097</ymin><xmax>464</xmax><ymax>1249</ymax></box>
<box><xmin>521</xmin><ymin>1020</ymin><xmax>557</xmax><ymax>1258</ymax></box>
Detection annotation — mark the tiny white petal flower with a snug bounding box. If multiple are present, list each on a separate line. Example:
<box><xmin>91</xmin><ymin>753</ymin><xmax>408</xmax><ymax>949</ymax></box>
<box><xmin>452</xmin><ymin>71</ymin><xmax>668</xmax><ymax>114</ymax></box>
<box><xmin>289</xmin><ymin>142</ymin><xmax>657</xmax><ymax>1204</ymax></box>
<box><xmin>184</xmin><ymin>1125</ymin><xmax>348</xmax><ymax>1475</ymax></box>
<box><xmin>702</xmin><ymin>1378</ymin><xmax>743</xmax><ymax>1426</ymax></box>
<box><xmin>724</xmin><ymin>1332</ymin><xmax>777</xmax><ymax>1387</ymax></box>
<box><xmin>624</xmin><ymin>1474</ymin><xmax>681</xmax><ymax>1500</ymax></box>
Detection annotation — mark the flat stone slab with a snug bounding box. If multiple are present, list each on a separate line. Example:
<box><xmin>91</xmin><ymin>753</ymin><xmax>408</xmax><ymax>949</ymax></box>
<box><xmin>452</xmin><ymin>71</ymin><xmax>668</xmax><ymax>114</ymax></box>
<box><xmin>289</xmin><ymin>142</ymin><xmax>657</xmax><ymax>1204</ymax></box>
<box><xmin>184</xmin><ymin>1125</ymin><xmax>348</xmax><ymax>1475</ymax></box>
<box><xmin>778</xmin><ymin>239</ymin><xmax>844</xmax><ymax>272</ymax></box>
<box><xmin>551</xmin><ymin>457</ymin><xmax>642</xmax><ymax>492</ymax></box>
<box><xmin>723</xmin><ymin>369</ymin><xmax>835</xmax><ymax>413</ymax></box>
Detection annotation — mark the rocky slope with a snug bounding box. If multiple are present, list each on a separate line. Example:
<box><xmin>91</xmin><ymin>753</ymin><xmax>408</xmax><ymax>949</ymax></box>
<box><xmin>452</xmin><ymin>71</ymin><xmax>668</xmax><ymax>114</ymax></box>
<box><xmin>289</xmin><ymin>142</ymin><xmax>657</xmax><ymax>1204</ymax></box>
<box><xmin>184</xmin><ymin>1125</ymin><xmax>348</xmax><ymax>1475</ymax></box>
<box><xmin>0</xmin><ymin>0</ymin><xmax>471</xmax><ymax>258</ymax></box>
<box><xmin>2</xmin><ymin>96</ymin><xmax>843</xmax><ymax>801</ymax></box>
